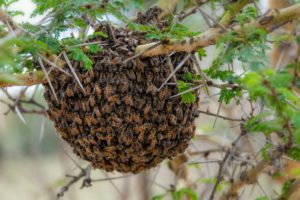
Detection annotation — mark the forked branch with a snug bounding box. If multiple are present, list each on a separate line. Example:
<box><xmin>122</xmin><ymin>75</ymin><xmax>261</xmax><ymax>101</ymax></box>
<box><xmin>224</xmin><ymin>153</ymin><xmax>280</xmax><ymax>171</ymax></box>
<box><xmin>136</xmin><ymin>3</ymin><xmax>300</xmax><ymax>57</ymax></box>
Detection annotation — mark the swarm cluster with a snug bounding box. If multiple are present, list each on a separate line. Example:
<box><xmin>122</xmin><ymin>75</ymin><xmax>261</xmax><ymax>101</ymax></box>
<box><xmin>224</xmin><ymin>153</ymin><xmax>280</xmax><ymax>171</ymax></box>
<box><xmin>43</xmin><ymin>11</ymin><xmax>199</xmax><ymax>173</ymax></box>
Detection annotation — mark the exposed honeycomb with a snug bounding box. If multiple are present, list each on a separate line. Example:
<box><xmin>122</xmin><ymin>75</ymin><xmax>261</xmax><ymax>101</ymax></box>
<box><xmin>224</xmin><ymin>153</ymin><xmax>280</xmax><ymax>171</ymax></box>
<box><xmin>43</xmin><ymin>9</ymin><xmax>200</xmax><ymax>173</ymax></box>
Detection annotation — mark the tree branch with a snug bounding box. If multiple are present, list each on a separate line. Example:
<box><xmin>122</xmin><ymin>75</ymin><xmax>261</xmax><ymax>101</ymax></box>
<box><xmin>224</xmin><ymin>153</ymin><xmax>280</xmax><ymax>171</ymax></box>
<box><xmin>0</xmin><ymin>71</ymin><xmax>45</xmax><ymax>88</ymax></box>
<box><xmin>284</xmin><ymin>178</ymin><xmax>300</xmax><ymax>200</ymax></box>
<box><xmin>220</xmin><ymin>150</ymin><xmax>284</xmax><ymax>200</ymax></box>
<box><xmin>0</xmin><ymin>8</ymin><xmax>18</xmax><ymax>30</ymax></box>
<box><xmin>136</xmin><ymin>3</ymin><xmax>300</xmax><ymax>57</ymax></box>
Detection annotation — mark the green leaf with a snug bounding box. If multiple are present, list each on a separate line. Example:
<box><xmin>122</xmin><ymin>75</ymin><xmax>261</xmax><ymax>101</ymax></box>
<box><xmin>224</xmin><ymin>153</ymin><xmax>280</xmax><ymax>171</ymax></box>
<box><xmin>281</xmin><ymin>180</ymin><xmax>293</xmax><ymax>198</ymax></box>
<box><xmin>256</xmin><ymin>197</ymin><xmax>268</xmax><ymax>200</ymax></box>
<box><xmin>183</xmin><ymin>72</ymin><xmax>193</xmax><ymax>81</ymax></box>
<box><xmin>177</xmin><ymin>81</ymin><xmax>196</xmax><ymax>104</ymax></box>
<box><xmin>70</xmin><ymin>48</ymin><xmax>92</xmax><ymax>70</ymax></box>
<box><xmin>296</xmin><ymin>35</ymin><xmax>300</xmax><ymax>45</ymax></box>
<box><xmin>242</xmin><ymin>72</ymin><xmax>268</xmax><ymax>100</ymax></box>
<box><xmin>244</xmin><ymin>112</ymin><xmax>284</xmax><ymax>135</ymax></box>
<box><xmin>197</xmin><ymin>48</ymin><xmax>207</xmax><ymax>60</ymax></box>
<box><xmin>88</xmin><ymin>31</ymin><xmax>108</xmax><ymax>39</ymax></box>
<box><xmin>268</xmin><ymin>72</ymin><xmax>293</xmax><ymax>88</ymax></box>
<box><xmin>172</xmin><ymin>188</ymin><xmax>198</xmax><ymax>200</ymax></box>
<box><xmin>287</xmin><ymin>147</ymin><xmax>300</xmax><ymax>161</ymax></box>
<box><xmin>89</xmin><ymin>44</ymin><xmax>102</xmax><ymax>54</ymax></box>
<box><xmin>219</xmin><ymin>88</ymin><xmax>235</xmax><ymax>104</ymax></box>
<box><xmin>73</xmin><ymin>18</ymin><xmax>88</xmax><ymax>28</ymax></box>
<box><xmin>151</xmin><ymin>194</ymin><xmax>165</xmax><ymax>200</ymax></box>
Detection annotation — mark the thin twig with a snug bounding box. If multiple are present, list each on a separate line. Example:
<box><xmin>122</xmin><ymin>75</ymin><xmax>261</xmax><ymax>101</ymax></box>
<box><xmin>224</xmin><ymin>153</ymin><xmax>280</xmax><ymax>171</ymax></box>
<box><xmin>157</xmin><ymin>54</ymin><xmax>191</xmax><ymax>91</ymax></box>
<box><xmin>38</xmin><ymin>57</ymin><xmax>58</xmax><ymax>102</ymax></box>
<box><xmin>62</xmin><ymin>51</ymin><xmax>86</xmax><ymax>94</ymax></box>
<box><xmin>198</xmin><ymin>110</ymin><xmax>244</xmax><ymax>122</ymax></box>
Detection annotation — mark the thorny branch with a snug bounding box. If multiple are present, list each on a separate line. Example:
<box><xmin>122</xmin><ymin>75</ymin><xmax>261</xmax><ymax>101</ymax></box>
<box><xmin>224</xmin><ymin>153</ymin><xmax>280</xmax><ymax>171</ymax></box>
<box><xmin>136</xmin><ymin>3</ymin><xmax>300</xmax><ymax>57</ymax></box>
<box><xmin>57</xmin><ymin>164</ymin><xmax>133</xmax><ymax>199</ymax></box>
<box><xmin>57</xmin><ymin>165</ymin><xmax>92</xmax><ymax>199</ymax></box>
<box><xmin>0</xmin><ymin>87</ymin><xmax>46</xmax><ymax>116</ymax></box>
<box><xmin>220</xmin><ymin>148</ymin><xmax>285</xmax><ymax>200</ymax></box>
<box><xmin>208</xmin><ymin>132</ymin><xmax>245</xmax><ymax>200</ymax></box>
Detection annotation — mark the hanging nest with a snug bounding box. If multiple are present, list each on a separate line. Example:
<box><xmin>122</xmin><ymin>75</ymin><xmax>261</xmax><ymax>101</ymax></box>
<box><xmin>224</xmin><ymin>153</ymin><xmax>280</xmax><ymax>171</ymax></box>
<box><xmin>43</xmin><ymin>8</ymin><xmax>200</xmax><ymax>174</ymax></box>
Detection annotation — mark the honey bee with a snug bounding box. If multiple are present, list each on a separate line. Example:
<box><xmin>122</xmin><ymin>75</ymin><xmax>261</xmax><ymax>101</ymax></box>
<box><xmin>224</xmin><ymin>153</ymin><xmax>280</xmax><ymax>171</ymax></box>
<box><xmin>175</xmin><ymin>105</ymin><xmax>184</xmax><ymax>121</ymax></box>
<box><xmin>169</xmin><ymin>114</ymin><xmax>177</xmax><ymax>125</ymax></box>
<box><xmin>93</xmin><ymin>106</ymin><xmax>102</xmax><ymax>117</ymax></box>
<box><xmin>136</xmin><ymin>98</ymin><xmax>146</xmax><ymax>109</ymax></box>
<box><xmin>85</xmin><ymin>85</ymin><xmax>92</xmax><ymax>96</ymax></box>
<box><xmin>156</xmin><ymin>133</ymin><xmax>164</xmax><ymax>141</ymax></box>
<box><xmin>58</xmin><ymin>131</ymin><xmax>68</xmax><ymax>140</ymax></box>
<box><xmin>94</xmin><ymin>146</ymin><xmax>102</xmax><ymax>157</ymax></box>
<box><xmin>158</xmin><ymin>123</ymin><xmax>167</xmax><ymax>132</ymax></box>
<box><xmin>84</xmin><ymin>146</ymin><xmax>92</xmax><ymax>155</ymax></box>
<box><xmin>111</xmin><ymin>57</ymin><xmax>121</xmax><ymax>65</ymax></box>
<box><xmin>102</xmin><ymin>103</ymin><xmax>112</xmax><ymax>113</ymax></box>
<box><xmin>95</xmin><ymin>132</ymin><xmax>106</xmax><ymax>141</ymax></box>
<box><xmin>70</xmin><ymin>126</ymin><xmax>80</xmax><ymax>135</ymax></box>
<box><xmin>116</xmin><ymin>46</ymin><xmax>129</xmax><ymax>53</ymax></box>
<box><xmin>119</xmin><ymin>81</ymin><xmax>129</xmax><ymax>93</ymax></box>
<box><xmin>148</xmin><ymin>129</ymin><xmax>157</xmax><ymax>148</ymax></box>
<box><xmin>182</xmin><ymin>113</ymin><xmax>188</xmax><ymax>125</ymax></box>
<box><xmin>88</xmin><ymin>135</ymin><xmax>97</xmax><ymax>145</ymax></box>
<box><xmin>166</xmin><ymin>101</ymin><xmax>173</xmax><ymax>113</ymax></box>
<box><xmin>166</xmin><ymin>130</ymin><xmax>176</xmax><ymax>140</ymax></box>
<box><xmin>123</xmin><ymin>95</ymin><xmax>133</xmax><ymax>106</ymax></box>
<box><xmin>81</xmin><ymin>101</ymin><xmax>87</xmax><ymax>112</ymax></box>
<box><xmin>182</xmin><ymin>122</ymin><xmax>194</xmax><ymax>134</ymax></box>
<box><xmin>143</xmin><ymin>103</ymin><xmax>151</xmax><ymax>115</ymax></box>
<box><xmin>95</xmin><ymin>84</ymin><xmax>102</xmax><ymax>99</ymax></box>
<box><xmin>159</xmin><ymin>88</ymin><xmax>170</xmax><ymax>100</ymax></box>
<box><xmin>47</xmin><ymin>110</ymin><xmax>60</xmax><ymax>121</ymax></box>
<box><xmin>88</xmin><ymin>70</ymin><xmax>95</xmax><ymax>79</ymax></box>
<box><xmin>126</xmin><ymin>70</ymin><xmax>136</xmax><ymax>80</ymax></box>
<box><xmin>84</xmin><ymin>76</ymin><xmax>91</xmax><ymax>85</ymax></box>
<box><xmin>107</xmin><ymin>95</ymin><xmax>121</xmax><ymax>105</ymax></box>
<box><xmin>66</xmin><ymin>86</ymin><xmax>74</xmax><ymax>97</ymax></box>
<box><xmin>104</xmin><ymin>146</ymin><xmax>117</xmax><ymax>154</ymax></box>
<box><xmin>85</xmin><ymin>115</ymin><xmax>98</xmax><ymax>126</ymax></box>
<box><xmin>106</xmin><ymin>134</ymin><xmax>114</xmax><ymax>146</ymax></box>
<box><xmin>119</xmin><ymin>132</ymin><xmax>131</xmax><ymax>146</ymax></box>
<box><xmin>135</xmin><ymin>84</ymin><xmax>143</xmax><ymax>93</ymax></box>
<box><xmin>61</xmin><ymin>99</ymin><xmax>68</xmax><ymax>110</ymax></box>
<box><xmin>111</xmin><ymin>114</ymin><xmax>123</xmax><ymax>127</ymax></box>
<box><xmin>146</xmin><ymin>82</ymin><xmax>157</xmax><ymax>95</ymax></box>
<box><xmin>74</xmin><ymin>148</ymin><xmax>85</xmax><ymax>159</ymax></box>
<box><xmin>136</xmin><ymin>71</ymin><xmax>142</xmax><ymax>82</ymax></box>
<box><xmin>77</xmin><ymin>136</ymin><xmax>85</xmax><ymax>147</ymax></box>
<box><xmin>74</xmin><ymin>115</ymin><xmax>83</xmax><ymax>125</ymax></box>
<box><xmin>157</xmin><ymin>100</ymin><xmax>165</xmax><ymax>111</ymax></box>
<box><xmin>104</xmin><ymin>84</ymin><xmax>113</xmax><ymax>97</ymax></box>
<box><xmin>89</xmin><ymin>96</ymin><xmax>96</xmax><ymax>107</ymax></box>
<box><xmin>131</xmin><ymin>113</ymin><xmax>141</xmax><ymax>124</ymax></box>
<box><xmin>99</xmin><ymin>73</ymin><xmax>107</xmax><ymax>83</ymax></box>
<box><xmin>151</xmin><ymin>110</ymin><xmax>159</xmax><ymax>121</ymax></box>
<box><xmin>135</xmin><ymin>59</ymin><xmax>145</xmax><ymax>71</ymax></box>
<box><xmin>137</xmin><ymin>129</ymin><xmax>145</xmax><ymax>142</ymax></box>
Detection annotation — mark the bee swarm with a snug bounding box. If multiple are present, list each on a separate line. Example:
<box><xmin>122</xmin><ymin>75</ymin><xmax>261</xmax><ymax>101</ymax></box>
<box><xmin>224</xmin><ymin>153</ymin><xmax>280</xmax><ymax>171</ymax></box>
<box><xmin>43</xmin><ymin>10</ymin><xmax>200</xmax><ymax>174</ymax></box>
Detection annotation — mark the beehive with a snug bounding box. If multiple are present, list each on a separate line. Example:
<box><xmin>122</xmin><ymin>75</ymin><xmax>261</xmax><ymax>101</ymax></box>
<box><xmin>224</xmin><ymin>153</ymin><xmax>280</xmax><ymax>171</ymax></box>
<box><xmin>43</xmin><ymin>9</ymin><xmax>200</xmax><ymax>173</ymax></box>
